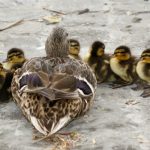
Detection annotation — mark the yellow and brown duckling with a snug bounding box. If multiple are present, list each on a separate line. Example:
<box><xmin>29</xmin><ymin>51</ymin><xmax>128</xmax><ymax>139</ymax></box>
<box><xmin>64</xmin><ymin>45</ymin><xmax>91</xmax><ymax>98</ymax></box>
<box><xmin>3</xmin><ymin>48</ymin><xmax>26</xmax><ymax>73</ymax></box>
<box><xmin>11</xmin><ymin>27</ymin><xmax>97</xmax><ymax>137</ymax></box>
<box><xmin>69</xmin><ymin>39</ymin><xmax>81</xmax><ymax>60</ymax></box>
<box><xmin>136</xmin><ymin>48</ymin><xmax>150</xmax><ymax>97</ymax></box>
<box><xmin>85</xmin><ymin>41</ymin><xmax>111</xmax><ymax>83</ymax></box>
<box><xmin>0</xmin><ymin>63</ymin><xmax>13</xmax><ymax>102</ymax></box>
<box><xmin>0</xmin><ymin>48</ymin><xmax>26</xmax><ymax>102</ymax></box>
<box><xmin>110</xmin><ymin>45</ymin><xmax>137</xmax><ymax>88</ymax></box>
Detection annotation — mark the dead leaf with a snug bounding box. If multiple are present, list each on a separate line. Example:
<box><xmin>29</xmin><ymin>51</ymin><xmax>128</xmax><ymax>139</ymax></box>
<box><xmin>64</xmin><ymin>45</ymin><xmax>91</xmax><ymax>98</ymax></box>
<box><xmin>69</xmin><ymin>131</ymin><xmax>80</xmax><ymax>141</ymax></box>
<box><xmin>43</xmin><ymin>15</ymin><xmax>62</xmax><ymax>24</ymax></box>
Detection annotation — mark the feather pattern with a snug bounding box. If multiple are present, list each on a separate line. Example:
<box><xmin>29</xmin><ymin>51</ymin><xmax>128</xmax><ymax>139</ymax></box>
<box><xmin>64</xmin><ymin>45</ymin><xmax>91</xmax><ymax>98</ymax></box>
<box><xmin>11</xmin><ymin>53</ymin><xmax>96</xmax><ymax>135</ymax></box>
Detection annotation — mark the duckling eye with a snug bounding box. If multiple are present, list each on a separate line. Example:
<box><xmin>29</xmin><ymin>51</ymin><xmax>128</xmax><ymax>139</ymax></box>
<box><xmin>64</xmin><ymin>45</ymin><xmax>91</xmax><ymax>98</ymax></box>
<box><xmin>121</xmin><ymin>53</ymin><xmax>126</xmax><ymax>56</ymax></box>
<box><xmin>96</xmin><ymin>48</ymin><xmax>104</xmax><ymax>56</ymax></box>
<box><xmin>17</xmin><ymin>55</ymin><xmax>22</xmax><ymax>58</ymax></box>
<box><xmin>8</xmin><ymin>58</ymin><xmax>12</xmax><ymax>61</ymax></box>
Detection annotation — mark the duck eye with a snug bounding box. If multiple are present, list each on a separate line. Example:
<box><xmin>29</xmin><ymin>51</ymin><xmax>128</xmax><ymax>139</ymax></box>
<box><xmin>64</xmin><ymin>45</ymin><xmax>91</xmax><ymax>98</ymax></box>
<box><xmin>141</xmin><ymin>57</ymin><xmax>145</xmax><ymax>61</ymax></box>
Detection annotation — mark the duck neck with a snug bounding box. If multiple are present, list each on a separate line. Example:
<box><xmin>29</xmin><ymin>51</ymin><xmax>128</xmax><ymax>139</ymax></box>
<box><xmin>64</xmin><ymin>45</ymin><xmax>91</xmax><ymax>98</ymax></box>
<box><xmin>45</xmin><ymin>36</ymin><xmax>69</xmax><ymax>57</ymax></box>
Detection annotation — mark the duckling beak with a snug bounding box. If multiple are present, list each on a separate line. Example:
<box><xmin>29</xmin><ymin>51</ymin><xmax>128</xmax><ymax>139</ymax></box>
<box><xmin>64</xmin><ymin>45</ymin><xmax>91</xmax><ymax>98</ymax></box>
<box><xmin>96</xmin><ymin>48</ymin><xmax>104</xmax><ymax>56</ymax></box>
<box><xmin>141</xmin><ymin>57</ymin><xmax>150</xmax><ymax>63</ymax></box>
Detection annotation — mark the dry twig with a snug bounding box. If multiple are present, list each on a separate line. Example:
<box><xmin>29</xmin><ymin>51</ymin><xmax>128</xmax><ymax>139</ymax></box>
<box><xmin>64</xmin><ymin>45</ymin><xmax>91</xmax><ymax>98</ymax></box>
<box><xmin>0</xmin><ymin>19</ymin><xmax>23</xmax><ymax>31</ymax></box>
<box><xmin>43</xmin><ymin>7</ymin><xmax>66</xmax><ymax>15</ymax></box>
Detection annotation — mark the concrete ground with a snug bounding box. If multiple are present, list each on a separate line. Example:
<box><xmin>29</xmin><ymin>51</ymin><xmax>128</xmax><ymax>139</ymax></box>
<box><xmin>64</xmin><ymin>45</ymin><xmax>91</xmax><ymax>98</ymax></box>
<box><xmin>0</xmin><ymin>0</ymin><xmax>150</xmax><ymax>149</ymax></box>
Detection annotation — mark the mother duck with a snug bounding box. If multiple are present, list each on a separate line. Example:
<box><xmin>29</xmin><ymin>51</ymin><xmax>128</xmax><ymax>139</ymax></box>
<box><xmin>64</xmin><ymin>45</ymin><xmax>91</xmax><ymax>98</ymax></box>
<box><xmin>11</xmin><ymin>27</ymin><xmax>97</xmax><ymax>136</ymax></box>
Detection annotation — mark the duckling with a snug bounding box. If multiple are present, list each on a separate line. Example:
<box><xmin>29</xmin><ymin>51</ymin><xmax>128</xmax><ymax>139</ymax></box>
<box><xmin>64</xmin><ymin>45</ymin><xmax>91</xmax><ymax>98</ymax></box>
<box><xmin>110</xmin><ymin>46</ymin><xmax>137</xmax><ymax>88</ymax></box>
<box><xmin>0</xmin><ymin>48</ymin><xmax>26</xmax><ymax>101</ymax></box>
<box><xmin>136</xmin><ymin>48</ymin><xmax>150</xmax><ymax>97</ymax></box>
<box><xmin>3</xmin><ymin>48</ymin><xmax>26</xmax><ymax>73</ymax></box>
<box><xmin>11</xmin><ymin>27</ymin><xmax>97</xmax><ymax>137</ymax></box>
<box><xmin>0</xmin><ymin>63</ymin><xmax>13</xmax><ymax>102</ymax></box>
<box><xmin>85</xmin><ymin>41</ymin><xmax>111</xmax><ymax>83</ymax></box>
<box><xmin>69</xmin><ymin>39</ymin><xmax>81</xmax><ymax>60</ymax></box>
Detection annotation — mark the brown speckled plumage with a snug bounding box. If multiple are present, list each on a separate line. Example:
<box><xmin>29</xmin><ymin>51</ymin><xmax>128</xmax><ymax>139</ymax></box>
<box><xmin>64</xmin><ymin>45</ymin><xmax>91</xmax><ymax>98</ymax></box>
<box><xmin>11</xmin><ymin>27</ymin><xmax>97</xmax><ymax>135</ymax></box>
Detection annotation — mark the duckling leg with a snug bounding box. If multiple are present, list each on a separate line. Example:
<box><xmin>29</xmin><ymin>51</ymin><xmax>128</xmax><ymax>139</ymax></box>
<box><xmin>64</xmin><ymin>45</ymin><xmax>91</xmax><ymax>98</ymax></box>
<box><xmin>109</xmin><ymin>80</ymin><xmax>132</xmax><ymax>88</ymax></box>
<box><xmin>109</xmin><ymin>79</ymin><xmax>122</xmax><ymax>85</ymax></box>
<box><xmin>132</xmin><ymin>81</ymin><xmax>148</xmax><ymax>91</ymax></box>
<box><xmin>111</xmin><ymin>82</ymin><xmax>133</xmax><ymax>89</ymax></box>
<box><xmin>131</xmin><ymin>84</ymin><xmax>143</xmax><ymax>91</ymax></box>
<box><xmin>143</xmin><ymin>85</ymin><xmax>150</xmax><ymax>89</ymax></box>
<box><xmin>140</xmin><ymin>89</ymin><xmax>150</xmax><ymax>98</ymax></box>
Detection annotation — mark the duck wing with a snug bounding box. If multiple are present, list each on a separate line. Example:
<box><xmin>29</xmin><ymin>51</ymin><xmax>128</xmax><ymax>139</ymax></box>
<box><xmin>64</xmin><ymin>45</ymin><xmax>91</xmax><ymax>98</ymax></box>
<box><xmin>18</xmin><ymin>57</ymin><xmax>96</xmax><ymax>101</ymax></box>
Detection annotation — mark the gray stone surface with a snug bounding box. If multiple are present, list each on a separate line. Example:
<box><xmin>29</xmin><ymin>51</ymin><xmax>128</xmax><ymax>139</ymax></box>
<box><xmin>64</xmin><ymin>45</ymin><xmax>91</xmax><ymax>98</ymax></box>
<box><xmin>0</xmin><ymin>0</ymin><xmax>150</xmax><ymax>149</ymax></box>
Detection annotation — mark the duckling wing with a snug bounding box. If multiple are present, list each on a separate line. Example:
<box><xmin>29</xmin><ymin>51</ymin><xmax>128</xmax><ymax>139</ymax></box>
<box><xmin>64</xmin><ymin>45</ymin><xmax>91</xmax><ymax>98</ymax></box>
<box><xmin>18</xmin><ymin>57</ymin><xmax>96</xmax><ymax>101</ymax></box>
<box><xmin>127</xmin><ymin>57</ymin><xmax>138</xmax><ymax>75</ymax></box>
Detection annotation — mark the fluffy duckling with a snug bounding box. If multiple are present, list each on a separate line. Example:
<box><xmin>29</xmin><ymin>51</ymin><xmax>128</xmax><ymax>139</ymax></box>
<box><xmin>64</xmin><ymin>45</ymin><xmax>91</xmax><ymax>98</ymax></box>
<box><xmin>3</xmin><ymin>48</ymin><xmax>26</xmax><ymax>73</ymax></box>
<box><xmin>0</xmin><ymin>48</ymin><xmax>26</xmax><ymax>101</ymax></box>
<box><xmin>11</xmin><ymin>27</ymin><xmax>97</xmax><ymax>137</ymax></box>
<box><xmin>69</xmin><ymin>39</ymin><xmax>81</xmax><ymax>60</ymax></box>
<box><xmin>0</xmin><ymin>63</ymin><xmax>13</xmax><ymax>102</ymax></box>
<box><xmin>136</xmin><ymin>48</ymin><xmax>150</xmax><ymax>97</ymax></box>
<box><xmin>85</xmin><ymin>41</ymin><xmax>111</xmax><ymax>83</ymax></box>
<box><xmin>110</xmin><ymin>46</ymin><xmax>137</xmax><ymax>88</ymax></box>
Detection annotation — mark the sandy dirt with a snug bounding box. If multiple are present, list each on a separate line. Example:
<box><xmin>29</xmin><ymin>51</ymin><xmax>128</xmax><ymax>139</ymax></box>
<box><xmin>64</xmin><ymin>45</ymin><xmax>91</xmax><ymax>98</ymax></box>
<box><xmin>0</xmin><ymin>0</ymin><xmax>150</xmax><ymax>149</ymax></box>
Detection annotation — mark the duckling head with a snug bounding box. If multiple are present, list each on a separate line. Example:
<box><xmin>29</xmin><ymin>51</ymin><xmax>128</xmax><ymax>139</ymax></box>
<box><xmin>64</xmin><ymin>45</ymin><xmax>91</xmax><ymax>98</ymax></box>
<box><xmin>69</xmin><ymin>39</ymin><xmax>80</xmax><ymax>56</ymax></box>
<box><xmin>3</xmin><ymin>48</ymin><xmax>26</xmax><ymax>71</ymax></box>
<box><xmin>90</xmin><ymin>41</ymin><xmax>105</xmax><ymax>57</ymax></box>
<box><xmin>113</xmin><ymin>45</ymin><xmax>131</xmax><ymax>61</ymax></box>
<box><xmin>140</xmin><ymin>48</ymin><xmax>150</xmax><ymax>63</ymax></box>
<box><xmin>45</xmin><ymin>27</ymin><xmax>69</xmax><ymax>57</ymax></box>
